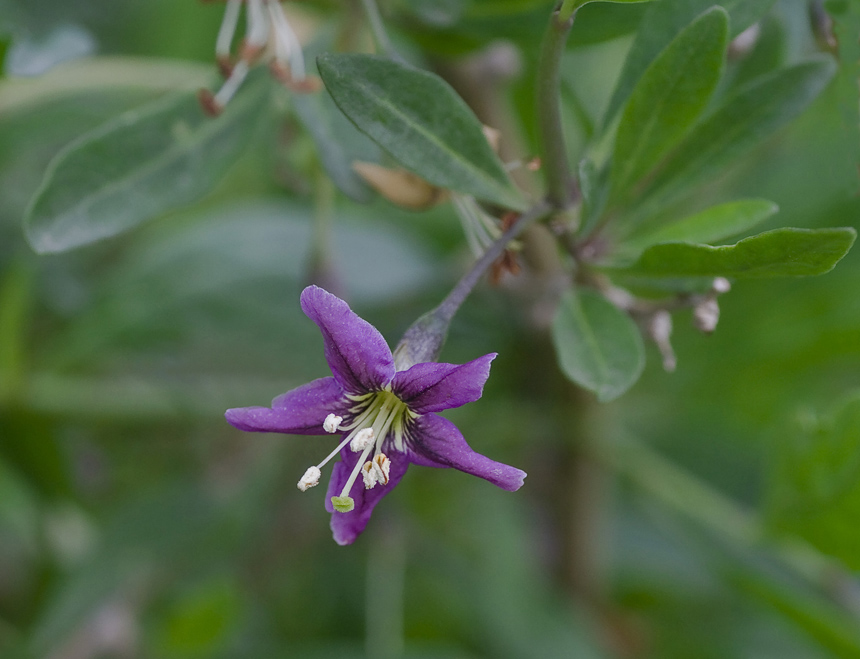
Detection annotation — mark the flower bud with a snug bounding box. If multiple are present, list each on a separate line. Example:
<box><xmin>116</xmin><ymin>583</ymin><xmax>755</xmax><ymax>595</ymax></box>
<box><xmin>693</xmin><ymin>298</ymin><xmax>720</xmax><ymax>334</ymax></box>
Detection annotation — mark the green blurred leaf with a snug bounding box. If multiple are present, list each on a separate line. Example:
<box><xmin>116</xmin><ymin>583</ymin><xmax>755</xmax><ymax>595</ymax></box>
<box><xmin>24</xmin><ymin>72</ymin><xmax>271</xmax><ymax>254</ymax></box>
<box><xmin>157</xmin><ymin>579</ymin><xmax>242</xmax><ymax>657</ymax></box>
<box><xmin>551</xmin><ymin>288</ymin><xmax>645</xmax><ymax>402</ymax></box>
<box><xmin>767</xmin><ymin>393</ymin><xmax>860</xmax><ymax>570</ymax></box>
<box><xmin>610</xmin><ymin>7</ymin><xmax>728</xmax><ymax>201</ymax></box>
<box><xmin>568</xmin><ymin>2</ymin><xmax>649</xmax><ymax>47</ymax></box>
<box><xmin>0</xmin><ymin>261</ymin><xmax>33</xmax><ymax>400</ymax></box>
<box><xmin>612</xmin><ymin>227</ymin><xmax>855</xmax><ymax>279</ymax></box>
<box><xmin>317</xmin><ymin>53</ymin><xmax>526</xmax><ymax>210</ymax></box>
<box><xmin>293</xmin><ymin>93</ymin><xmax>378</xmax><ymax>203</ymax></box>
<box><xmin>604</xmin><ymin>0</ymin><xmax>777</xmax><ymax>126</ymax></box>
<box><xmin>826</xmin><ymin>0</ymin><xmax>860</xmax><ymax>185</ymax></box>
<box><xmin>642</xmin><ymin>57</ymin><xmax>837</xmax><ymax>210</ymax></box>
<box><xmin>567</xmin><ymin>0</ymin><xmax>654</xmax><ymax>11</ymax></box>
<box><xmin>621</xmin><ymin>199</ymin><xmax>779</xmax><ymax>252</ymax></box>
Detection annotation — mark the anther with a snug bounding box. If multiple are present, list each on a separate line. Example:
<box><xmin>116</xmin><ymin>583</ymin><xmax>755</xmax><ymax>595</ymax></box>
<box><xmin>350</xmin><ymin>428</ymin><xmax>375</xmax><ymax>452</ymax></box>
<box><xmin>372</xmin><ymin>453</ymin><xmax>391</xmax><ymax>485</ymax></box>
<box><xmin>297</xmin><ymin>466</ymin><xmax>321</xmax><ymax>492</ymax></box>
<box><xmin>323</xmin><ymin>413</ymin><xmax>343</xmax><ymax>434</ymax></box>
<box><xmin>362</xmin><ymin>461</ymin><xmax>378</xmax><ymax>489</ymax></box>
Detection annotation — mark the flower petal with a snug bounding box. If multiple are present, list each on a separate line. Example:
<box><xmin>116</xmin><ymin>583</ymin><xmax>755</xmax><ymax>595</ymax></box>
<box><xmin>392</xmin><ymin>353</ymin><xmax>497</xmax><ymax>414</ymax></box>
<box><xmin>225</xmin><ymin>377</ymin><xmax>348</xmax><ymax>434</ymax></box>
<box><xmin>300</xmin><ymin>286</ymin><xmax>395</xmax><ymax>393</ymax></box>
<box><xmin>407</xmin><ymin>414</ymin><xmax>526</xmax><ymax>491</ymax></box>
<box><xmin>324</xmin><ymin>448</ymin><xmax>409</xmax><ymax>545</ymax></box>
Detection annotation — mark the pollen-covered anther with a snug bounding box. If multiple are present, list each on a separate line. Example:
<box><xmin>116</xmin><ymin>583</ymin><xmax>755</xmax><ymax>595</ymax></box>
<box><xmin>350</xmin><ymin>428</ymin><xmax>375</xmax><ymax>452</ymax></box>
<box><xmin>323</xmin><ymin>413</ymin><xmax>343</xmax><ymax>434</ymax></box>
<box><xmin>362</xmin><ymin>461</ymin><xmax>378</xmax><ymax>489</ymax></box>
<box><xmin>372</xmin><ymin>453</ymin><xmax>391</xmax><ymax>486</ymax></box>
<box><xmin>297</xmin><ymin>466</ymin><xmax>321</xmax><ymax>492</ymax></box>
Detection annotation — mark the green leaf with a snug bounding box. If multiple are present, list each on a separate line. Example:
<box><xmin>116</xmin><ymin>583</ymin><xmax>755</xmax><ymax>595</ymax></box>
<box><xmin>643</xmin><ymin>57</ymin><xmax>837</xmax><ymax>208</ymax></box>
<box><xmin>568</xmin><ymin>2</ymin><xmax>649</xmax><ymax>48</ymax></box>
<box><xmin>610</xmin><ymin>7</ymin><xmax>728</xmax><ymax>201</ymax></box>
<box><xmin>551</xmin><ymin>289</ymin><xmax>644</xmax><ymax>402</ymax></box>
<box><xmin>604</xmin><ymin>0</ymin><xmax>777</xmax><ymax>127</ymax></box>
<box><xmin>621</xmin><ymin>199</ymin><xmax>778</xmax><ymax>252</ymax></box>
<box><xmin>766</xmin><ymin>393</ymin><xmax>860</xmax><ymax>570</ymax></box>
<box><xmin>612</xmin><ymin>227</ymin><xmax>856</xmax><ymax>279</ymax></box>
<box><xmin>317</xmin><ymin>53</ymin><xmax>526</xmax><ymax>210</ymax></box>
<box><xmin>24</xmin><ymin>72</ymin><xmax>271</xmax><ymax>254</ymax></box>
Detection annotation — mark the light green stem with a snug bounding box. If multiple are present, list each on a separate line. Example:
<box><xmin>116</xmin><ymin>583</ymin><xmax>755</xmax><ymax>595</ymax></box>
<box><xmin>536</xmin><ymin>8</ymin><xmax>576</xmax><ymax>210</ymax></box>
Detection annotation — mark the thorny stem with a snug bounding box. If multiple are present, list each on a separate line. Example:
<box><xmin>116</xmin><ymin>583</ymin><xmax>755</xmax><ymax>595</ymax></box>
<box><xmin>536</xmin><ymin>7</ymin><xmax>576</xmax><ymax>211</ymax></box>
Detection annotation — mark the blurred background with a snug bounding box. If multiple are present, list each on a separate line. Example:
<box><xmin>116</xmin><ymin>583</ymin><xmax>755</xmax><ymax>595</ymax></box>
<box><xmin>1</xmin><ymin>0</ymin><xmax>859</xmax><ymax>657</ymax></box>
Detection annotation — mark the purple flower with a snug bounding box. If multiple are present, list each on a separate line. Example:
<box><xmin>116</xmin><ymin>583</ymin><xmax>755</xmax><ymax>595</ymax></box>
<box><xmin>225</xmin><ymin>285</ymin><xmax>526</xmax><ymax>545</ymax></box>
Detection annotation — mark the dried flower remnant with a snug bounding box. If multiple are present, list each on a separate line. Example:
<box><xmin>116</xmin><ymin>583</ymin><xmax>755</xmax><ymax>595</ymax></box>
<box><xmin>199</xmin><ymin>0</ymin><xmax>321</xmax><ymax>116</ymax></box>
<box><xmin>225</xmin><ymin>286</ymin><xmax>526</xmax><ymax>544</ymax></box>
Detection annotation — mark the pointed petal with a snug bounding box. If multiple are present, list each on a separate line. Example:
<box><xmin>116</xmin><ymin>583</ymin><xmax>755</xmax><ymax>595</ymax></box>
<box><xmin>392</xmin><ymin>353</ymin><xmax>497</xmax><ymax>414</ymax></box>
<box><xmin>225</xmin><ymin>377</ymin><xmax>348</xmax><ymax>434</ymax></box>
<box><xmin>324</xmin><ymin>448</ymin><xmax>409</xmax><ymax>545</ymax></box>
<box><xmin>300</xmin><ymin>286</ymin><xmax>395</xmax><ymax>393</ymax></box>
<box><xmin>407</xmin><ymin>414</ymin><xmax>526</xmax><ymax>491</ymax></box>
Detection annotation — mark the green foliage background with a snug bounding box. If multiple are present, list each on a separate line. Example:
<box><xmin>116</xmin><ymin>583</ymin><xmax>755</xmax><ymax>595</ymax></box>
<box><xmin>1</xmin><ymin>0</ymin><xmax>859</xmax><ymax>657</ymax></box>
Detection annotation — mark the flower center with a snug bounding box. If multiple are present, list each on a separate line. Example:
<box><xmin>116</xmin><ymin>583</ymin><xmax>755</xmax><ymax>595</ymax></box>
<box><xmin>297</xmin><ymin>390</ymin><xmax>415</xmax><ymax>514</ymax></box>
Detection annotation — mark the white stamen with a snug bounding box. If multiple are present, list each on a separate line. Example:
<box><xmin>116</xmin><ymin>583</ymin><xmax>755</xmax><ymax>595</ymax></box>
<box><xmin>216</xmin><ymin>0</ymin><xmax>243</xmax><ymax>57</ymax></box>
<box><xmin>244</xmin><ymin>0</ymin><xmax>270</xmax><ymax>50</ymax></box>
<box><xmin>268</xmin><ymin>0</ymin><xmax>306</xmax><ymax>79</ymax></box>
<box><xmin>323</xmin><ymin>413</ymin><xmax>343</xmax><ymax>434</ymax></box>
<box><xmin>372</xmin><ymin>453</ymin><xmax>391</xmax><ymax>486</ymax></box>
<box><xmin>213</xmin><ymin>59</ymin><xmax>249</xmax><ymax>107</ymax></box>
<box><xmin>297</xmin><ymin>466</ymin><xmax>321</xmax><ymax>492</ymax></box>
<box><xmin>362</xmin><ymin>461</ymin><xmax>378</xmax><ymax>489</ymax></box>
<box><xmin>350</xmin><ymin>428</ymin><xmax>375</xmax><ymax>452</ymax></box>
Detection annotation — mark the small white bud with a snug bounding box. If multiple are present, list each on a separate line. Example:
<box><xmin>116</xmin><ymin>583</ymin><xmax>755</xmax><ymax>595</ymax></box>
<box><xmin>297</xmin><ymin>466</ymin><xmax>321</xmax><ymax>492</ymax></box>
<box><xmin>373</xmin><ymin>453</ymin><xmax>391</xmax><ymax>486</ymax></box>
<box><xmin>362</xmin><ymin>461</ymin><xmax>378</xmax><ymax>489</ymax></box>
<box><xmin>649</xmin><ymin>310</ymin><xmax>677</xmax><ymax>373</ymax></box>
<box><xmin>323</xmin><ymin>413</ymin><xmax>343</xmax><ymax>434</ymax></box>
<box><xmin>712</xmin><ymin>277</ymin><xmax>731</xmax><ymax>294</ymax></box>
<box><xmin>350</xmin><ymin>428</ymin><xmax>375</xmax><ymax>452</ymax></box>
<box><xmin>693</xmin><ymin>298</ymin><xmax>720</xmax><ymax>334</ymax></box>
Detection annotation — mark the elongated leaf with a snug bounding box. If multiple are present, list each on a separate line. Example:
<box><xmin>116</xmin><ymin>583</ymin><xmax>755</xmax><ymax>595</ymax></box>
<box><xmin>604</xmin><ymin>0</ymin><xmax>777</xmax><ymax>127</ymax></box>
<box><xmin>614</xmin><ymin>227</ymin><xmax>856</xmax><ymax>279</ymax></box>
<box><xmin>767</xmin><ymin>393</ymin><xmax>860</xmax><ymax>570</ymax></box>
<box><xmin>551</xmin><ymin>289</ymin><xmax>644</xmax><ymax>402</ymax></box>
<box><xmin>317</xmin><ymin>53</ymin><xmax>526</xmax><ymax>210</ymax></box>
<box><xmin>24</xmin><ymin>73</ymin><xmax>271</xmax><ymax>254</ymax></box>
<box><xmin>611</xmin><ymin>7</ymin><xmax>728</xmax><ymax>200</ymax></box>
<box><xmin>622</xmin><ymin>199</ymin><xmax>778</xmax><ymax>251</ymax></box>
<box><xmin>644</xmin><ymin>58</ymin><xmax>837</xmax><ymax>206</ymax></box>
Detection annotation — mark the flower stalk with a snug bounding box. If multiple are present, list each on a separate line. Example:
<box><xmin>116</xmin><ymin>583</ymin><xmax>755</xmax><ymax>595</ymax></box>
<box><xmin>393</xmin><ymin>200</ymin><xmax>551</xmax><ymax>368</ymax></box>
